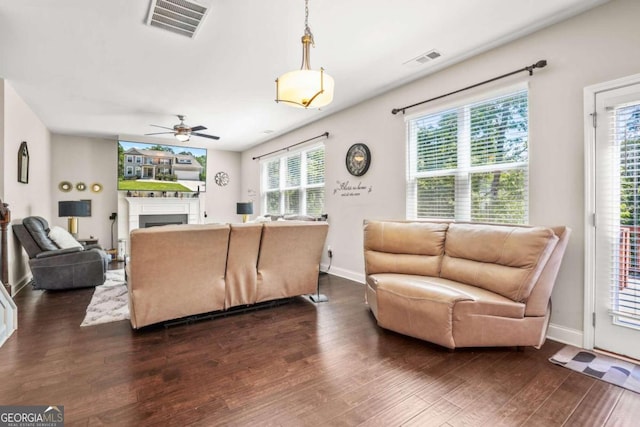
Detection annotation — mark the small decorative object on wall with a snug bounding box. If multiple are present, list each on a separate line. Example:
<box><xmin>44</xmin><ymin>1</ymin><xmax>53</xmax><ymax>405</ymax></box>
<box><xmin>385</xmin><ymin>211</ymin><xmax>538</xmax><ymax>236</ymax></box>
<box><xmin>58</xmin><ymin>181</ymin><xmax>73</xmax><ymax>192</ymax></box>
<box><xmin>345</xmin><ymin>143</ymin><xmax>371</xmax><ymax>177</ymax></box>
<box><xmin>18</xmin><ymin>141</ymin><xmax>29</xmax><ymax>184</ymax></box>
<box><xmin>76</xmin><ymin>182</ymin><xmax>87</xmax><ymax>191</ymax></box>
<box><xmin>90</xmin><ymin>183</ymin><xmax>103</xmax><ymax>193</ymax></box>
<box><xmin>215</xmin><ymin>171</ymin><xmax>229</xmax><ymax>187</ymax></box>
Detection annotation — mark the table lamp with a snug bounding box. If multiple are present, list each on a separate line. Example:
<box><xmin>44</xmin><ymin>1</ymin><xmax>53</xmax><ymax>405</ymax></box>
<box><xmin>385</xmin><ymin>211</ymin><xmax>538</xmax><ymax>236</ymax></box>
<box><xmin>58</xmin><ymin>200</ymin><xmax>91</xmax><ymax>237</ymax></box>
<box><xmin>236</xmin><ymin>202</ymin><xmax>253</xmax><ymax>223</ymax></box>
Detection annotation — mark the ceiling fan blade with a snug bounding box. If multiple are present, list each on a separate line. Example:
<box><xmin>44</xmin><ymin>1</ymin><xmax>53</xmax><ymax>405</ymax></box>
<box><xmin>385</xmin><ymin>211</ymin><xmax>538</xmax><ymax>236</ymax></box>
<box><xmin>145</xmin><ymin>131</ymin><xmax>175</xmax><ymax>135</ymax></box>
<box><xmin>192</xmin><ymin>132</ymin><xmax>220</xmax><ymax>140</ymax></box>
<box><xmin>190</xmin><ymin>125</ymin><xmax>207</xmax><ymax>132</ymax></box>
<box><xmin>149</xmin><ymin>124</ymin><xmax>175</xmax><ymax>130</ymax></box>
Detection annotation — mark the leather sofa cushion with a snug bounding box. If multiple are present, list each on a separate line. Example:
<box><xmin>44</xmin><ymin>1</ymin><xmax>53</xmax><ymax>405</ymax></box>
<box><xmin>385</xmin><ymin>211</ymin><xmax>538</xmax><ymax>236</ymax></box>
<box><xmin>371</xmin><ymin>273</ymin><xmax>525</xmax><ymax>348</ymax></box>
<box><xmin>256</xmin><ymin>221</ymin><xmax>328</xmax><ymax>303</ymax></box>
<box><xmin>364</xmin><ymin>220</ymin><xmax>448</xmax><ymax>276</ymax></box>
<box><xmin>23</xmin><ymin>216</ymin><xmax>59</xmax><ymax>251</ymax></box>
<box><xmin>440</xmin><ymin>223</ymin><xmax>559</xmax><ymax>301</ymax></box>
<box><xmin>369</xmin><ymin>273</ymin><xmax>525</xmax><ymax>319</ymax></box>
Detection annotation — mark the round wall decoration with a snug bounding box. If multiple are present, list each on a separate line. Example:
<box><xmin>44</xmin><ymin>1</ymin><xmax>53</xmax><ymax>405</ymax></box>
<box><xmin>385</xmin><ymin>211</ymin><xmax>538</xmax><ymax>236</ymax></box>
<box><xmin>345</xmin><ymin>143</ymin><xmax>371</xmax><ymax>177</ymax></box>
<box><xmin>90</xmin><ymin>183</ymin><xmax>103</xmax><ymax>193</ymax></box>
<box><xmin>215</xmin><ymin>171</ymin><xmax>230</xmax><ymax>187</ymax></box>
<box><xmin>76</xmin><ymin>182</ymin><xmax>87</xmax><ymax>191</ymax></box>
<box><xmin>58</xmin><ymin>181</ymin><xmax>72</xmax><ymax>192</ymax></box>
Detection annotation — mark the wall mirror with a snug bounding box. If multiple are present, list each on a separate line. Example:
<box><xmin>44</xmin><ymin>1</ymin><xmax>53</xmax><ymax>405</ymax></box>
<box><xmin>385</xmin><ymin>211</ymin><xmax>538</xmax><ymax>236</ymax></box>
<box><xmin>18</xmin><ymin>141</ymin><xmax>29</xmax><ymax>184</ymax></box>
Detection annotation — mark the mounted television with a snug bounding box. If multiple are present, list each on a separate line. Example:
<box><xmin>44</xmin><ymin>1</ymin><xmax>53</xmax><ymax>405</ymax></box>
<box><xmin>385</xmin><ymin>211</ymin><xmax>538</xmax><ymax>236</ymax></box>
<box><xmin>117</xmin><ymin>140</ymin><xmax>207</xmax><ymax>192</ymax></box>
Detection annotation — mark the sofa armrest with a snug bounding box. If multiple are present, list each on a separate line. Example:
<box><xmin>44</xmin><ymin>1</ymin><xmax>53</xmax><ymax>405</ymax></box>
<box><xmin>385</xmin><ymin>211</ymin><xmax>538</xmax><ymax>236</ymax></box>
<box><xmin>35</xmin><ymin>246</ymin><xmax>84</xmax><ymax>258</ymax></box>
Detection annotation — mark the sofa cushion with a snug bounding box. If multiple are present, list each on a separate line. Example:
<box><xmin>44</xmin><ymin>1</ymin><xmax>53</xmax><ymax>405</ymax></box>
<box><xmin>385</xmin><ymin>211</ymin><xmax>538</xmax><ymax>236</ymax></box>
<box><xmin>364</xmin><ymin>220</ymin><xmax>448</xmax><ymax>276</ymax></box>
<box><xmin>371</xmin><ymin>273</ymin><xmax>525</xmax><ymax>348</ymax></box>
<box><xmin>256</xmin><ymin>221</ymin><xmax>328</xmax><ymax>303</ymax></box>
<box><xmin>23</xmin><ymin>216</ymin><xmax>59</xmax><ymax>251</ymax></box>
<box><xmin>440</xmin><ymin>223</ymin><xmax>559</xmax><ymax>301</ymax></box>
<box><xmin>48</xmin><ymin>226</ymin><xmax>83</xmax><ymax>249</ymax></box>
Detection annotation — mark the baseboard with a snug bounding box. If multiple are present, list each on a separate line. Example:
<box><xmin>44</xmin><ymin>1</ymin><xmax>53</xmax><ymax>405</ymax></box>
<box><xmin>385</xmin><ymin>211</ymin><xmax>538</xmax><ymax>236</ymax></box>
<box><xmin>547</xmin><ymin>323</ymin><xmax>583</xmax><ymax>347</ymax></box>
<box><xmin>321</xmin><ymin>264</ymin><xmax>365</xmax><ymax>284</ymax></box>
<box><xmin>13</xmin><ymin>274</ymin><xmax>32</xmax><ymax>296</ymax></box>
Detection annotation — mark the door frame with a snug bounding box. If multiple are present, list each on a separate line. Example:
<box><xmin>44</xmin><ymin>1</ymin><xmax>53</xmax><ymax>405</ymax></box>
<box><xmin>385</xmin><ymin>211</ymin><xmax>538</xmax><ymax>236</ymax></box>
<box><xmin>584</xmin><ymin>72</ymin><xmax>640</xmax><ymax>350</ymax></box>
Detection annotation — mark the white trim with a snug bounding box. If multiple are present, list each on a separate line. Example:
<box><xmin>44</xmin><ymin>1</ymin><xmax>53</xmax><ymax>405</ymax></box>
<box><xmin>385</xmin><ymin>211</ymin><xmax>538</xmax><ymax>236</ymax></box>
<box><xmin>583</xmin><ymin>72</ymin><xmax>640</xmax><ymax>350</ymax></box>
<box><xmin>13</xmin><ymin>274</ymin><xmax>32</xmax><ymax>296</ymax></box>
<box><xmin>257</xmin><ymin>141</ymin><xmax>324</xmax><ymax>163</ymax></box>
<box><xmin>0</xmin><ymin>281</ymin><xmax>18</xmax><ymax>348</ymax></box>
<box><xmin>403</xmin><ymin>82</ymin><xmax>529</xmax><ymax>122</ymax></box>
<box><xmin>322</xmin><ymin>265</ymin><xmax>365</xmax><ymax>285</ymax></box>
<box><xmin>547</xmin><ymin>323</ymin><xmax>583</xmax><ymax>347</ymax></box>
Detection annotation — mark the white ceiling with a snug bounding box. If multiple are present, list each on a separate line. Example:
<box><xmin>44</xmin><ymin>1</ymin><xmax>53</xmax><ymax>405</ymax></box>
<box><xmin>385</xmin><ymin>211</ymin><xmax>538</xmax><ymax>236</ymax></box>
<box><xmin>0</xmin><ymin>0</ymin><xmax>608</xmax><ymax>151</ymax></box>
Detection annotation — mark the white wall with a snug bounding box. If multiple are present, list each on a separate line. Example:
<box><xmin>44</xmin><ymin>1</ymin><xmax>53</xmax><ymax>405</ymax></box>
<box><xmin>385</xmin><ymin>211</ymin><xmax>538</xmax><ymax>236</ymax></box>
<box><xmin>51</xmin><ymin>134</ymin><xmax>118</xmax><ymax>248</ymax></box>
<box><xmin>204</xmin><ymin>149</ymin><xmax>242</xmax><ymax>224</ymax></box>
<box><xmin>2</xmin><ymin>80</ymin><xmax>52</xmax><ymax>294</ymax></box>
<box><xmin>241</xmin><ymin>0</ymin><xmax>640</xmax><ymax>334</ymax></box>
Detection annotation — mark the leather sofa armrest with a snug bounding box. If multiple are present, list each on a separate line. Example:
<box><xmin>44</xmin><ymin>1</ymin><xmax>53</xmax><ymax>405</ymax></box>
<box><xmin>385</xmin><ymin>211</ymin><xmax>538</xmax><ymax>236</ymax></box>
<box><xmin>35</xmin><ymin>247</ymin><xmax>84</xmax><ymax>258</ymax></box>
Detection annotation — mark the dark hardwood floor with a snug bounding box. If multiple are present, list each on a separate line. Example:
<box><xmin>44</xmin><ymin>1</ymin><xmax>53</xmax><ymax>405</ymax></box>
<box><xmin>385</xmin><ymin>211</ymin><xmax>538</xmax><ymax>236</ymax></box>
<box><xmin>1</xmin><ymin>272</ymin><xmax>639</xmax><ymax>426</ymax></box>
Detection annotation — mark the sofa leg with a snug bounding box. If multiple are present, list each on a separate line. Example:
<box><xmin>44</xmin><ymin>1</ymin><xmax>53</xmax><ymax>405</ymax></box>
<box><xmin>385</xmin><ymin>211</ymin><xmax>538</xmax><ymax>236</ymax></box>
<box><xmin>516</xmin><ymin>346</ymin><xmax>525</xmax><ymax>352</ymax></box>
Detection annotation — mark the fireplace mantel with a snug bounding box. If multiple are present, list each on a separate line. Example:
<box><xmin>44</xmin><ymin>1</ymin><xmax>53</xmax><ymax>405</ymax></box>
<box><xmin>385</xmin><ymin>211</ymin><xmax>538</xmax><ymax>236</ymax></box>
<box><xmin>125</xmin><ymin>197</ymin><xmax>202</xmax><ymax>232</ymax></box>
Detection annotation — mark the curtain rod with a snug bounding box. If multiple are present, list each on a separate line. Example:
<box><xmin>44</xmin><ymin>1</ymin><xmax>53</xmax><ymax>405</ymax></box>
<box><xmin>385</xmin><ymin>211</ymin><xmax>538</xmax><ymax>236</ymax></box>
<box><xmin>391</xmin><ymin>60</ymin><xmax>548</xmax><ymax>115</ymax></box>
<box><xmin>252</xmin><ymin>132</ymin><xmax>330</xmax><ymax>160</ymax></box>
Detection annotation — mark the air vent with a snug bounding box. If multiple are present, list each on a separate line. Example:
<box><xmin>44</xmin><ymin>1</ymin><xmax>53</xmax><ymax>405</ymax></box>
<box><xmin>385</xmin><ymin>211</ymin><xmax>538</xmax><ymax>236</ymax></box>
<box><xmin>403</xmin><ymin>49</ymin><xmax>442</xmax><ymax>67</ymax></box>
<box><xmin>146</xmin><ymin>0</ymin><xmax>210</xmax><ymax>38</ymax></box>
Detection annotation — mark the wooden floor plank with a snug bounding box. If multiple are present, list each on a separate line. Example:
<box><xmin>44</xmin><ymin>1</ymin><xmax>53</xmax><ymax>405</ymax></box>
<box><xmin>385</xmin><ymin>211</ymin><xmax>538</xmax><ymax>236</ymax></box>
<box><xmin>2</xmin><ymin>271</ymin><xmax>640</xmax><ymax>426</ymax></box>
<box><xmin>564</xmin><ymin>380</ymin><xmax>623</xmax><ymax>427</ymax></box>
<box><xmin>523</xmin><ymin>372</ymin><xmax>595</xmax><ymax>426</ymax></box>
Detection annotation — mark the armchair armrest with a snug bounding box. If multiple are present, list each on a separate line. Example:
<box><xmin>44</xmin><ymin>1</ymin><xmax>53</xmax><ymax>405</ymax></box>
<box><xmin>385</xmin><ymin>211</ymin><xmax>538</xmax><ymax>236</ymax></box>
<box><xmin>35</xmin><ymin>246</ymin><xmax>84</xmax><ymax>258</ymax></box>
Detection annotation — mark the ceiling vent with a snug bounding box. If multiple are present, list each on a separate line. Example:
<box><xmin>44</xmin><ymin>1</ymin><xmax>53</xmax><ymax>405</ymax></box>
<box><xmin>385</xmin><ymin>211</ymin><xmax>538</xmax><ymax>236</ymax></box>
<box><xmin>403</xmin><ymin>49</ymin><xmax>442</xmax><ymax>67</ymax></box>
<box><xmin>146</xmin><ymin>0</ymin><xmax>210</xmax><ymax>38</ymax></box>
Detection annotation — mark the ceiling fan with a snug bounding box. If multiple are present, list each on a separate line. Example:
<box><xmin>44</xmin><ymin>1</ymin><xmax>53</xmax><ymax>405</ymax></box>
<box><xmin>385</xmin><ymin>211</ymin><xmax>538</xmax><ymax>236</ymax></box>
<box><xmin>146</xmin><ymin>115</ymin><xmax>220</xmax><ymax>142</ymax></box>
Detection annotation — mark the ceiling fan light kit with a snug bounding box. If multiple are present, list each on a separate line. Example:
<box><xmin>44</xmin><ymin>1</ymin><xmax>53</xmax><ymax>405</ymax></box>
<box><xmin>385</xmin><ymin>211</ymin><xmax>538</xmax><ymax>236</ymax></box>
<box><xmin>146</xmin><ymin>114</ymin><xmax>220</xmax><ymax>142</ymax></box>
<box><xmin>275</xmin><ymin>0</ymin><xmax>334</xmax><ymax>109</ymax></box>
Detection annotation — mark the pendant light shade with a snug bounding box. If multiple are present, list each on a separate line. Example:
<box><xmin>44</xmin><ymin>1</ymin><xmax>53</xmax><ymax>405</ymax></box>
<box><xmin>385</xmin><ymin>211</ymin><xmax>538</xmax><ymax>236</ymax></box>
<box><xmin>276</xmin><ymin>68</ymin><xmax>334</xmax><ymax>109</ymax></box>
<box><xmin>275</xmin><ymin>0</ymin><xmax>334</xmax><ymax>109</ymax></box>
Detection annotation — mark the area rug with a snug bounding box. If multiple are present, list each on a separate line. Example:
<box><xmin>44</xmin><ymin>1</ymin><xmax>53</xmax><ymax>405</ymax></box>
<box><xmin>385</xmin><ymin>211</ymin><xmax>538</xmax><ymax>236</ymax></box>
<box><xmin>550</xmin><ymin>345</ymin><xmax>640</xmax><ymax>394</ymax></box>
<box><xmin>80</xmin><ymin>269</ymin><xmax>129</xmax><ymax>327</ymax></box>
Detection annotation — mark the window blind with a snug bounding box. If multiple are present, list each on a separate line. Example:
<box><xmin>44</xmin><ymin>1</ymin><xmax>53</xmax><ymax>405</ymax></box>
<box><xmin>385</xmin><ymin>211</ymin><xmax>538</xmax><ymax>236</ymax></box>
<box><xmin>407</xmin><ymin>88</ymin><xmax>529</xmax><ymax>224</ymax></box>
<box><xmin>607</xmin><ymin>102</ymin><xmax>640</xmax><ymax>328</ymax></box>
<box><xmin>261</xmin><ymin>144</ymin><xmax>325</xmax><ymax>216</ymax></box>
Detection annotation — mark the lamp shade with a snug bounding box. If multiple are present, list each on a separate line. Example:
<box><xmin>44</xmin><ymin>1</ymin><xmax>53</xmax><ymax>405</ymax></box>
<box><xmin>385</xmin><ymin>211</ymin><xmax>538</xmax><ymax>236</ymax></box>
<box><xmin>59</xmin><ymin>200</ymin><xmax>91</xmax><ymax>217</ymax></box>
<box><xmin>236</xmin><ymin>202</ymin><xmax>254</xmax><ymax>215</ymax></box>
<box><xmin>276</xmin><ymin>69</ymin><xmax>334</xmax><ymax>109</ymax></box>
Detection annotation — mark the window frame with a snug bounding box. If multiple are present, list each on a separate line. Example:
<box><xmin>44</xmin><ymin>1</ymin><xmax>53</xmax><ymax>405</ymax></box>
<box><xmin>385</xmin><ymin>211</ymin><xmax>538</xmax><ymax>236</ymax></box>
<box><xmin>260</xmin><ymin>143</ymin><xmax>325</xmax><ymax>216</ymax></box>
<box><xmin>406</xmin><ymin>83</ymin><xmax>529</xmax><ymax>224</ymax></box>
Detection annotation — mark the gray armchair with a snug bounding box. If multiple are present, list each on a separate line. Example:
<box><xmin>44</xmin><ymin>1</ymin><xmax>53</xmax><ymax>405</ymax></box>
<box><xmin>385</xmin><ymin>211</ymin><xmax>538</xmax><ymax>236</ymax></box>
<box><xmin>13</xmin><ymin>216</ymin><xmax>108</xmax><ymax>290</ymax></box>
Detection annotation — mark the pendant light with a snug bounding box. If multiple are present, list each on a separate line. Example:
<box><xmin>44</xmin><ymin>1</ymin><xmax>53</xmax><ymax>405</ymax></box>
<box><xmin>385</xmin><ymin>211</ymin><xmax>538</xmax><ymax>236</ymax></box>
<box><xmin>275</xmin><ymin>0</ymin><xmax>334</xmax><ymax>109</ymax></box>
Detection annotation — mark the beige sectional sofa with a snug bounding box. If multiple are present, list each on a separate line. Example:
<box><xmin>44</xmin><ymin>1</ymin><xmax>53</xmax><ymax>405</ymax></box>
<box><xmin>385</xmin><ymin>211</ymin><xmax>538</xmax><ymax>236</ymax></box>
<box><xmin>127</xmin><ymin>221</ymin><xmax>328</xmax><ymax>328</ymax></box>
<box><xmin>363</xmin><ymin>220</ymin><xmax>570</xmax><ymax>349</ymax></box>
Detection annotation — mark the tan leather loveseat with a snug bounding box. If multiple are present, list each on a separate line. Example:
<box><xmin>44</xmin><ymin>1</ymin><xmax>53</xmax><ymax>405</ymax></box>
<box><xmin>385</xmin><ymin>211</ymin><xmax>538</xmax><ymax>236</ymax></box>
<box><xmin>363</xmin><ymin>220</ymin><xmax>570</xmax><ymax>349</ymax></box>
<box><xmin>127</xmin><ymin>221</ymin><xmax>328</xmax><ymax>328</ymax></box>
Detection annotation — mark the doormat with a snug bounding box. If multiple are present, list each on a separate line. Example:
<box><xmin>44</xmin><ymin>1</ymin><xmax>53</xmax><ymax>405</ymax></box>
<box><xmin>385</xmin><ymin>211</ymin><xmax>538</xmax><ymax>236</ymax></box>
<box><xmin>80</xmin><ymin>269</ymin><xmax>129</xmax><ymax>327</ymax></box>
<box><xmin>550</xmin><ymin>345</ymin><xmax>640</xmax><ymax>394</ymax></box>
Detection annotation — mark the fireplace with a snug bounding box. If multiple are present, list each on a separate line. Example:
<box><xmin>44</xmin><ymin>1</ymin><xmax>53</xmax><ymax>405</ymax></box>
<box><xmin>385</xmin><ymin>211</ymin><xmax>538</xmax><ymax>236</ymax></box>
<box><xmin>124</xmin><ymin>197</ymin><xmax>201</xmax><ymax>232</ymax></box>
<box><xmin>139</xmin><ymin>214</ymin><xmax>188</xmax><ymax>228</ymax></box>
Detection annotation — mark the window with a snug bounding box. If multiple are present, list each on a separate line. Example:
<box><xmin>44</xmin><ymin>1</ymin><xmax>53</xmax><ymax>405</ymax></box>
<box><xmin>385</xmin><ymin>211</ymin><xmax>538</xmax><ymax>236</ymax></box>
<box><xmin>126</xmin><ymin>155</ymin><xmax>134</xmax><ymax>163</ymax></box>
<box><xmin>406</xmin><ymin>87</ymin><xmax>529</xmax><ymax>224</ymax></box>
<box><xmin>261</xmin><ymin>145</ymin><xmax>325</xmax><ymax>216</ymax></box>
